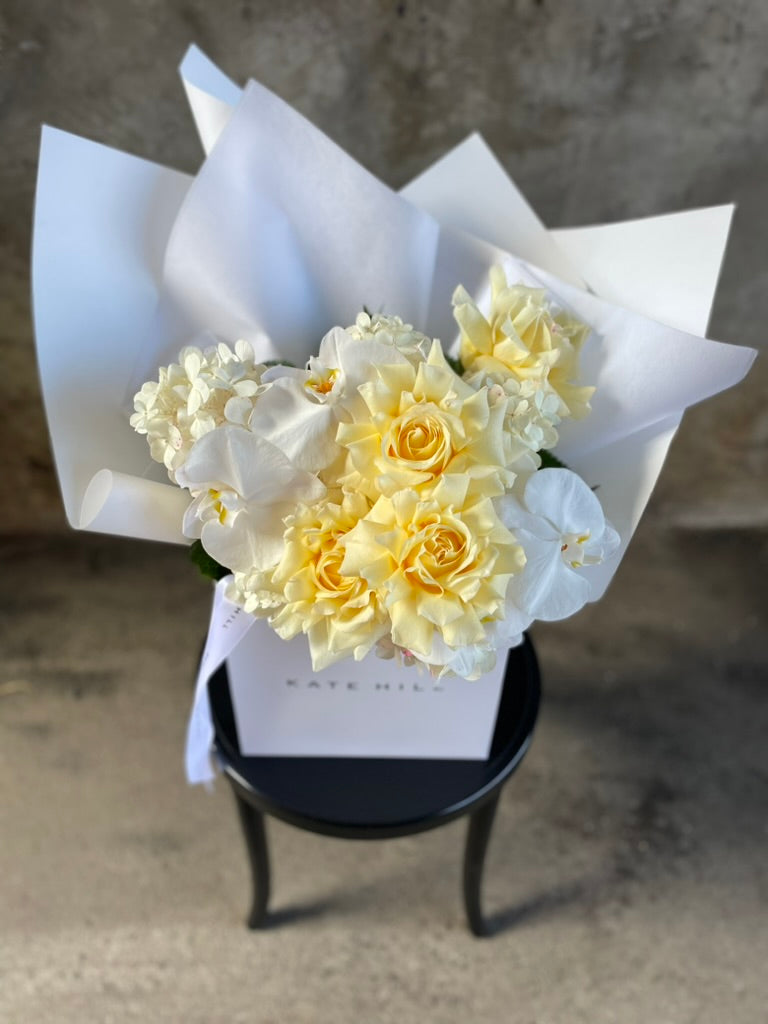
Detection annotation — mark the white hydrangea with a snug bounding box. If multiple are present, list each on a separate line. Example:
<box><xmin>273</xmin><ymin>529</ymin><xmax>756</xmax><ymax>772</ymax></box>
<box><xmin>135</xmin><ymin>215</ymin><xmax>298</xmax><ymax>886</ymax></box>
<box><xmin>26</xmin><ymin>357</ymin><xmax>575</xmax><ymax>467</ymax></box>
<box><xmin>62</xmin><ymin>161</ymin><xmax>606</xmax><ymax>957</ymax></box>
<box><xmin>228</xmin><ymin>568</ymin><xmax>284</xmax><ymax>615</ymax></box>
<box><xmin>464</xmin><ymin>368</ymin><xmax>561</xmax><ymax>469</ymax></box>
<box><xmin>345</xmin><ymin>311</ymin><xmax>433</xmax><ymax>364</ymax></box>
<box><xmin>130</xmin><ymin>338</ymin><xmax>268</xmax><ymax>481</ymax></box>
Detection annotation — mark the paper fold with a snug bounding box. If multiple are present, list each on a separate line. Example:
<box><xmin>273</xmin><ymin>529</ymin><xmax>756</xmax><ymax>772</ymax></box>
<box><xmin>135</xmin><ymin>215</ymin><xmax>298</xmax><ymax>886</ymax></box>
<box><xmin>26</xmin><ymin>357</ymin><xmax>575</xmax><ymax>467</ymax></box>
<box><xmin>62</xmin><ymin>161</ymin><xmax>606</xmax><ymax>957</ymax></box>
<box><xmin>179</xmin><ymin>44</ymin><xmax>240</xmax><ymax>156</ymax></box>
<box><xmin>160</xmin><ymin>79</ymin><xmax>440</xmax><ymax>372</ymax></box>
<box><xmin>32</xmin><ymin>126</ymin><xmax>192</xmax><ymax>544</ymax></box>
<box><xmin>551</xmin><ymin>205</ymin><xmax>734</xmax><ymax>337</ymax></box>
<box><xmin>80</xmin><ymin>470</ymin><xmax>189</xmax><ymax>543</ymax></box>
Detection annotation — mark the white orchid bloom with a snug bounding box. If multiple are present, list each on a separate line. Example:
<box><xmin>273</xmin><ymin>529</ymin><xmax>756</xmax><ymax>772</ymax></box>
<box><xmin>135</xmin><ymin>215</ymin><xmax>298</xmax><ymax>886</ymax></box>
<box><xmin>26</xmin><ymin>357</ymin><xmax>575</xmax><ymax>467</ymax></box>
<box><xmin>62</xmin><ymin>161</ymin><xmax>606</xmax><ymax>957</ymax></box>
<box><xmin>176</xmin><ymin>424</ymin><xmax>325</xmax><ymax>573</ymax></box>
<box><xmin>499</xmin><ymin>468</ymin><xmax>620</xmax><ymax>621</ymax></box>
<box><xmin>248</xmin><ymin>326</ymin><xmax>411</xmax><ymax>471</ymax></box>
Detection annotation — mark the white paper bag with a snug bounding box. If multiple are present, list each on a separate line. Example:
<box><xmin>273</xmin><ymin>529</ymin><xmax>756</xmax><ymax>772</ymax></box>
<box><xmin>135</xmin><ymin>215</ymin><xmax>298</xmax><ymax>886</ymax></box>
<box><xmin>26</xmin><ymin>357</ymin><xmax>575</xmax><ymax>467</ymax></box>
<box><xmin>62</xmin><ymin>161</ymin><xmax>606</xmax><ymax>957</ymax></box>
<box><xmin>227</xmin><ymin>619</ymin><xmax>508</xmax><ymax>760</ymax></box>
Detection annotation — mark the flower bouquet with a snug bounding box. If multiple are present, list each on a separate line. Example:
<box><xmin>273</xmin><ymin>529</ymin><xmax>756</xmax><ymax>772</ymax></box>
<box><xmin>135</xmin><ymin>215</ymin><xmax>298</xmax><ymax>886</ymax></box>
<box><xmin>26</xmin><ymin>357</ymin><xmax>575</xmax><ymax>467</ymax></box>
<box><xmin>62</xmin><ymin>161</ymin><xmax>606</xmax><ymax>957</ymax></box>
<box><xmin>33</xmin><ymin>47</ymin><xmax>755</xmax><ymax>783</ymax></box>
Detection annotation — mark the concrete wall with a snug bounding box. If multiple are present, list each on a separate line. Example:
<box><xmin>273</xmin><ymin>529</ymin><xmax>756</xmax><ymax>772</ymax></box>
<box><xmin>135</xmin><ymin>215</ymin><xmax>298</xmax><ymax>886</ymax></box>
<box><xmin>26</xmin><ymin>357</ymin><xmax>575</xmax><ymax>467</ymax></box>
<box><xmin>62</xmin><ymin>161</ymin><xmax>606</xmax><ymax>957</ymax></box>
<box><xmin>2</xmin><ymin>0</ymin><xmax>766</xmax><ymax>534</ymax></box>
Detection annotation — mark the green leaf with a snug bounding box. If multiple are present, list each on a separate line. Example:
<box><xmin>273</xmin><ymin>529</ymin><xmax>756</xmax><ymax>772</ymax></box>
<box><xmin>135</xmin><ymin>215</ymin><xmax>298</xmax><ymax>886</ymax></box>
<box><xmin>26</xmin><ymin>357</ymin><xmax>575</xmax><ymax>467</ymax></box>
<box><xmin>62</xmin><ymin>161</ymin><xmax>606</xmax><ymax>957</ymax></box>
<box><xmin>538</xmin><ymin>449</ymin><xmax>568</xmax><ymax>470</ymax></box>
<box><xmin>189</xmin><ymin>540</ymin><xmax>230</xmax><ymax>582</ymax></box>
<box><xmin>444</xmin><ymin>353</ymin><xmax>464</xmax><ymax>376</ymax></box>
<box><xmin>263</xmin><ymin>359</ymin><xmax>296</xmax><ymax>369</ymax></box>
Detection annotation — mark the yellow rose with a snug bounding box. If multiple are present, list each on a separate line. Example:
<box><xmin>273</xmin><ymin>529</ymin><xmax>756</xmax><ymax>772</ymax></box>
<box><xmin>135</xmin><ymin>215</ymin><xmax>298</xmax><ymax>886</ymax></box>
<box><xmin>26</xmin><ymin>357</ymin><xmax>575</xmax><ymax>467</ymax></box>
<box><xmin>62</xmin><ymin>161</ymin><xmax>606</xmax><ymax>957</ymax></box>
<box><xmin>341</xmin><ymin>475</ymin><xmax>525</xmax><ymax>659</ymax></box>
<box><xmin>452</xmin><ymin>266</ymin><xmax>594</xmax><ymax>421</ymax></box>
<box><xmin>336</xmin><ymin>339</ymin><xmax>514</xmax><ymax>498</ymax></box>
<box><xmin>263</xmin><ymin>492</ymin><xmax>389</xmax><ymax>670</ymax></box>
<box><xmin>385</xmin><ymin>403</ymin><xmax>454</xmax><ymax>476</ymax></box>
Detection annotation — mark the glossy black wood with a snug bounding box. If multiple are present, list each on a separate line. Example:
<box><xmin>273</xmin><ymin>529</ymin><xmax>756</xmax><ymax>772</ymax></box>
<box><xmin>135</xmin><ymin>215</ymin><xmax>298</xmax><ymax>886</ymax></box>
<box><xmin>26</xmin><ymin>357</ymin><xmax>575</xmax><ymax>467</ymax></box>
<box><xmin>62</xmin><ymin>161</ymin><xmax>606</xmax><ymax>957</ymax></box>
<box><xmin>233</xmin><ymin>794</ymin><xmax>270</xmax><ymax>929</ymax></box>
<box><xmin>209</xmin><ymin>635</ymin><xmax>541</xmax><ymax>934</ymax></box>
<box><xmin>463</xmin><ymin>791</ymin><xmax>502</xmax><ymax>936</ymax></box>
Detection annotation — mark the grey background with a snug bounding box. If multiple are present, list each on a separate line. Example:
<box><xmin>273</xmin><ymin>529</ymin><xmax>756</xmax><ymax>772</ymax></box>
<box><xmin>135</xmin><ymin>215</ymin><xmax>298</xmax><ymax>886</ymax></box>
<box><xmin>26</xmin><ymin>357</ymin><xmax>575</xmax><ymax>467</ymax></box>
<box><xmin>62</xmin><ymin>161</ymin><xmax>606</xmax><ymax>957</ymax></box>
<box><xmin>1</xmin><ymin>2</ymin><xmax>766</xmax><ymax>1022</ymax></box>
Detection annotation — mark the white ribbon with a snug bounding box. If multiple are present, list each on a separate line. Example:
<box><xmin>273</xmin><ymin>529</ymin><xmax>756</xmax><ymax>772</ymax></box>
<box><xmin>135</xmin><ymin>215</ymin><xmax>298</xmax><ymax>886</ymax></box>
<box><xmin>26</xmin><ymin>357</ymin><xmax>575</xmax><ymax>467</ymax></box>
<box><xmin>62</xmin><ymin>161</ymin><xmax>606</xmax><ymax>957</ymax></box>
<box><xmin>185</xmin><ymin>577</ymin><xmax>255</xmax><ymax>784</ymax></box>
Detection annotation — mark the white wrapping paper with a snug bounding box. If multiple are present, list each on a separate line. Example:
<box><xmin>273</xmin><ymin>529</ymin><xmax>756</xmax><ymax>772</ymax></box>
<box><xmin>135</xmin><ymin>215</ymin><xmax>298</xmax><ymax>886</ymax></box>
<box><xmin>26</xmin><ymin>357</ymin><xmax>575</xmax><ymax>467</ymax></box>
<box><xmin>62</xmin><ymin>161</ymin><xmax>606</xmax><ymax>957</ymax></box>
<box><xmin>32</xmin><ymin>46</ymin><xmax>756</xmax><ymax>781</ymax></box>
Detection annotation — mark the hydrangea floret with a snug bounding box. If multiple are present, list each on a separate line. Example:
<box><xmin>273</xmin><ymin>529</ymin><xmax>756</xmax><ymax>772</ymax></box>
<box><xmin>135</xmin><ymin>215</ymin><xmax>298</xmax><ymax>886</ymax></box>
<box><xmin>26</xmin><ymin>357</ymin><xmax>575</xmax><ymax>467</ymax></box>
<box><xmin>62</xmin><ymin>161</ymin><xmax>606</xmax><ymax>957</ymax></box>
<box><xmin>130</xmin><ymin>338</ymin><xmax>267</xmax><ymax>481</ymax></box>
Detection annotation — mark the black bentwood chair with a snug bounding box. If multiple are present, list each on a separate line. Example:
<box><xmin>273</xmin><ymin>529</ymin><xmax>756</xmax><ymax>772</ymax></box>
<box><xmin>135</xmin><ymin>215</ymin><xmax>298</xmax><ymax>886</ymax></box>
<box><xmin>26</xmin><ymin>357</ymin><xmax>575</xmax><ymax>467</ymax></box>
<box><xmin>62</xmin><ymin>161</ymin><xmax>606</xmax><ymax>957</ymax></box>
<box><xmin>208</xmin><ymin>634</ymin><xmax>541</xmax><ymax>936</ymax></box>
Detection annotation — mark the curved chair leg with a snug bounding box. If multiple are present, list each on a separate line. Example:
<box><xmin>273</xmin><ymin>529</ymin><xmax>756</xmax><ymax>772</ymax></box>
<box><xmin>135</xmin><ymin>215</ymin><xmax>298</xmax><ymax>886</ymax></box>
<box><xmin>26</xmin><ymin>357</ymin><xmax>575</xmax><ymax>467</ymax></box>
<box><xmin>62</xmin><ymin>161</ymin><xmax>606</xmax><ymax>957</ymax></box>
<box><xmin>232</xmin><ymin>789</ymin><xmax>271</xmax><ymax>929</ymax></box>
<box><xmin>463</xmin><ymin>792</ymin><xmax>501</xmax><ymax>936</ymax></box>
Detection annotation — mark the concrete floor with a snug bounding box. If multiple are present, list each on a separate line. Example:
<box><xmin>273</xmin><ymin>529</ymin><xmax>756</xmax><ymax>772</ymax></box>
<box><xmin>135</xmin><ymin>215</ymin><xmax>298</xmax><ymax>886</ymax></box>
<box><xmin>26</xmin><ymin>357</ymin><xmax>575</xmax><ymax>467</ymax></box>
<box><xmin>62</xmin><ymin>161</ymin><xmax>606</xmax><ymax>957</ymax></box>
<box><xmin>1</xmin><ymin>520</ymin><xmax>766</xmax><ymax>1022</ymax></box>
<box><xmin>2</xmin><ymin>1</ymin><xmax>768</xmax><ymax>1021</ymax></box>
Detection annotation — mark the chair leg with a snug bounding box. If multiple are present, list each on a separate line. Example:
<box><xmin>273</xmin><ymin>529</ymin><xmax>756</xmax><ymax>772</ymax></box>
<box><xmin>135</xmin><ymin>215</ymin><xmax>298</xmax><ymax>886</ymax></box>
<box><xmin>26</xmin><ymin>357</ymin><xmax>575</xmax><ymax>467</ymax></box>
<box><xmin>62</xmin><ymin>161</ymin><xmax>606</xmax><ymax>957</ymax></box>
<box><xmin>463</xmin><ymin>792</ymin><xmax>501</xmax><ymax>936</ymax></box>
<box><xmin>232</xmin><ymin>789</ymin><xmax>271</xmax><ymax>929</ymax></box>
